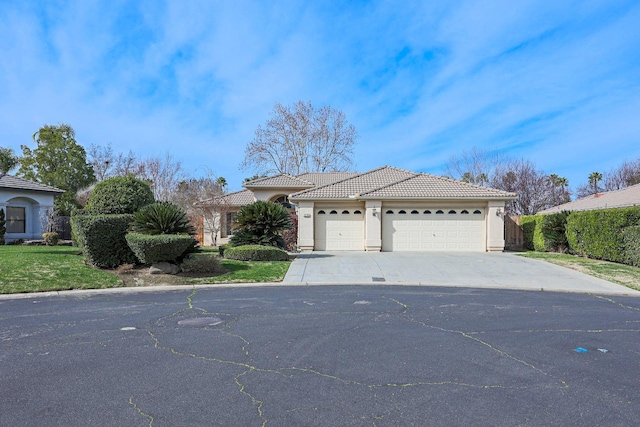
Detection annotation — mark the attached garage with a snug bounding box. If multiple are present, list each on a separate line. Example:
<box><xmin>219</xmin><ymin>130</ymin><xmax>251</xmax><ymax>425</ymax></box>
<box><xmin>314</xmin><ymin>207</ymin><xmax>365</xmax><ymax>250</ymax></box>
<box><xmin>382</xmin><ymin>207</ymin><xmax>486</xmax><ymax>251</ymax></box>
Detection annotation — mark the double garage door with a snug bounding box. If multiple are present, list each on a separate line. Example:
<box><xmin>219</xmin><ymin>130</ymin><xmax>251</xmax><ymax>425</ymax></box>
<box><xmin>382</xmin><ymin>208</ymin><xmax>486</xmax><ymax>251</ymax></box>
<box><xmin>314</xmin><ymin>206</ymin><xmax>487</xmax><ymax>251</ymax></box>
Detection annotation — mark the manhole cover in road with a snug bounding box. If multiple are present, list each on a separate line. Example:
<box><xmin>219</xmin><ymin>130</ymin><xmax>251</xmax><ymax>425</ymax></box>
<box><xmin>178</xmin><ymin>317</ymin><xmax>225</xmax><ymax>327</ymax></box>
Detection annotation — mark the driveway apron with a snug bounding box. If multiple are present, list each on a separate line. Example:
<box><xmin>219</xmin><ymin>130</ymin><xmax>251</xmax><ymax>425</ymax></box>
<box><xmin>284</xmin><ymin>251</ymin><xmax>638</xmax><ymax>295</ymax></box>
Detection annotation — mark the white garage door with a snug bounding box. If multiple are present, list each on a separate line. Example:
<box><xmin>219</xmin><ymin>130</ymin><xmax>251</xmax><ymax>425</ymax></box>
<box><xmin>315</xmin><ymin>208</ymin><xmax>364</xmax><ymax>251</ymax></box>
<box><xmin>382</xmin><ymin>208</ymin><xmax>486</xmax><ymax>252</ymax></box>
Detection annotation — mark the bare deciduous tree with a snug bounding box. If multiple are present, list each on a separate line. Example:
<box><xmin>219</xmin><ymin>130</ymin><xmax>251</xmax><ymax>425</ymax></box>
<box><xmin>177</xmin><ymin>171</ymin><xmax>230</xmax><ymax>246</ymax></box>
<box><xmin>241</xmin><ymin>101</ymin><xmax>358</xmax><ymax>175</ymax></box>
<box><xmin>444</xmin><ymin>147</ymin><xmax>506</xmax><ymax>186</ymax></box>
<box><xmin>603</xmin><ymin>158</ymin><xmax>640</xmax><ymax>191</ymax></box>
<box><xmin>490</xmin><ymin>159</ymin><xmax>568</xmax><ymax>215</ymax></box>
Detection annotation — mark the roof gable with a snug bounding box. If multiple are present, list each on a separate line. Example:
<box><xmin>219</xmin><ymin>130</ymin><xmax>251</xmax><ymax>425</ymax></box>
<box><xmin>0</xmin><ymin>174</ymin><xmax>64</xmax><ymax>194</ymax></box>
<box><xmin>360</xmin><ymin>173</ymin><xmax>516</xmax><ymax>199</ymax></box>
<box><xmin>290</xmin><ymin>166</ymin><xmax>417</xmax><ymax>200</ymax></box>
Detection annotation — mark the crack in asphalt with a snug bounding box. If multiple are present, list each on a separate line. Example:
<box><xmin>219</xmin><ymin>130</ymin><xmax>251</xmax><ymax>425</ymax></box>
<box><xmin>130</xmin><ymin>290</ymin><xmax>580</xmax><ymax>426</ymax></box>
<box><xmin>128</xmin><ymin>396</ymin><xmax>154</xmax><ymax>426</ymax></box>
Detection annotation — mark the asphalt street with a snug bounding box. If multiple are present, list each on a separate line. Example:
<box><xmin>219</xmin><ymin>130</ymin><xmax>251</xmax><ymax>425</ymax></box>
<box><xmin>2</xmin><ymin>285</ymin><xmax>640</xmax><ymax>426</ymax></box>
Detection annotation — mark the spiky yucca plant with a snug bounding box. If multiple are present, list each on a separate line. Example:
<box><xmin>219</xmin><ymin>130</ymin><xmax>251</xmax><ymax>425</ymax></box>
<box><xmin>132</xmin><ymin>202</ymin><xmax>196</xmax><ymax>235</ymax></box>
<box><xmin>230</xmin><ymin>201</ymin><xmax>292</xmax><ymax>249</ymax></box>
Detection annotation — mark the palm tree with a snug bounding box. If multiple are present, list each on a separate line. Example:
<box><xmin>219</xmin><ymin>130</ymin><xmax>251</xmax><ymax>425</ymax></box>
<box><xmin>589</xmin><ymin>172</ymin><xmax>603</xmax><ymax>194</ymax></box>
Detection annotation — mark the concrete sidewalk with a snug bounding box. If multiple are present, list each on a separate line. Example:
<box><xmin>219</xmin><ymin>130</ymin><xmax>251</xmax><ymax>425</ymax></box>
<box><xmin>284</xmin><ymin>251</ymin><xmax>639</xmax><ymax>295</ymax></box>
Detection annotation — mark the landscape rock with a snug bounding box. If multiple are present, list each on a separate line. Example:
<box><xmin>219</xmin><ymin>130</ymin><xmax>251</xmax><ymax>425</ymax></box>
<box><xmin>149</xmin><ymin>262</ymin><xmax>181</xmax><ymax>275</ymax></box>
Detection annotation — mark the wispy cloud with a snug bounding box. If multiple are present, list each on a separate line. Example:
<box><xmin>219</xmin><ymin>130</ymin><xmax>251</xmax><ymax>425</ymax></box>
<box><xmin>1</xmin><ymin>0</ymin><xmax>638</xmax><ymax>191</ymax></box>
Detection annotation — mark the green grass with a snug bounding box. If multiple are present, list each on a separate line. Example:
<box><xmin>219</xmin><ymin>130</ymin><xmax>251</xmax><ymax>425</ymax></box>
<box><xmin>185</xmin><ymin>259</ymin><xmax>290</xmax><ymax>284</ymax></box>
<box><xmin>518</xmin><ymin>252</ymin><xmax>640</xmax><ymax>291</ymax></box>
<box><xmin>0</xmin><ymin>245</ymin><xmax>123</xmax><ymax>294</ymax></box>
<box><xmin>0</xmin><ymin>245</ymin><xmax>290</xmax><ymax>294</ymax></box>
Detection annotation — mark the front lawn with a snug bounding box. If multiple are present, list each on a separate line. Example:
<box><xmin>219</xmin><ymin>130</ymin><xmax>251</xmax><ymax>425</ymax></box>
<box><xmin>0</xmin><ymin>245</ymin><xmax>291</xmax><ymax>294</ymax></box>
<box><xmin>517</xmin><ymin>252</ymin><xmax>640</xmax><ymax>291</ymax></box>
<box><xmin>0</xmin><ymin>245</ymin><xmax>124</xmax><ymax>293</ymax></box>
<box><xmin>187</xmin><ymin>259</ymin><xmax>290</xmax><ymax>284</ymax></box>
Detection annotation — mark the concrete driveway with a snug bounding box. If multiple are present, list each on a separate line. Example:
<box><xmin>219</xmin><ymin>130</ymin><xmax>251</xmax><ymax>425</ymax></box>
<box><xmin>284</xmin><ymin>251</ymin><xmax>638</xmax><ymax>295</ymax></box>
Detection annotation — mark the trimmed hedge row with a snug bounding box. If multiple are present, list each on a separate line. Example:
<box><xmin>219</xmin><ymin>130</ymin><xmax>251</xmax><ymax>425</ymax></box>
<box><xmin>71</xmin><ymin>214</ymin><xmax>137</xmax><ymax>268</ymax></box>
<box><xmin>566</xmin><ymin>207</ymin><xmax>640</xmax><ymax>263</ymax></box>
<box><xmin>224</xmin><ymin>244</ymin><xmax>289</xmax><ymax>261</ymax></box>
<box><xmin>622</xmin><ymin>226</ymin><xmax>640</xmax><ymax>267</ymax></box>
<box><xmin>521</xmin><ymin>206</ymin><xmax>640</xmax><ymax>266</ymax></box>
<box><xmin>125</xmin><ymin>233</ymin><xmax>196</xmax><ymax>264</ymax></box>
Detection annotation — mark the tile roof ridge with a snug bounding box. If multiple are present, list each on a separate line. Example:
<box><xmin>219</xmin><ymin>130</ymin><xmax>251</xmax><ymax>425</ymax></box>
<box><xmin>244</xmin><ymin>173</ymin><xmax>314</xmax><ymax>187</ymax></box>
<box><xmin>0</xmin><ymin>174</ymin><xmax>64</xmax><ymax>192</ymax></box>
<box><xmin>290</xmin><ymin>169</ymin><xmax>371</xmax><ymax>197</ymax></box>
<box><xmin>359</xmin><ymin>173</ymin><xmax>419</xmax><ymax>196</ymax></box>
<box><xmin>420</xmin><ymin>172</ymin><xmax>517</xmax><ymax>195</ymax></box>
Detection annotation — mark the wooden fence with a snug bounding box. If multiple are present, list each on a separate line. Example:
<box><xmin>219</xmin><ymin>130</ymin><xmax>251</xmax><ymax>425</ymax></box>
<box><xmin>504</xmin><ymin>215</ymin><xmax>524</xmax><ymax>251</ymax></box>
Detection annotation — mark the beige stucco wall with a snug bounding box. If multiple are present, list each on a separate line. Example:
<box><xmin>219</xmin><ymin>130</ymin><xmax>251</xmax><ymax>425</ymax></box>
<box><xmin>365</xmin><ymin>200</ymin><xmax>382</xmax><ymax>251</ymax></box>
<box><xmin>296</xmin><ymin>201</ymin><xmax>315</xmax><ymax>251</ymax></box>
<box><xmin>486</xmin><ymin>201</ymin><xmax>507</xmax><ymax>252</ymax></box>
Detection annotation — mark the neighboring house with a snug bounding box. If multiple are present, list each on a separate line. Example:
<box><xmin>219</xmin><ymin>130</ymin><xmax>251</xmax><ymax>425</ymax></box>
<box><xmin>539</xmin><ymin>183</ymin><xmax>640</xmax><ymax>214</ymax></box>
<box><xmin>203</xmin><ymin>166</ymin><xmax>516</xmax><ymax>252</ymax></box>
<box><xmin>0</xmin><ymin>174</ymin><xmax>64</xmax><ymax>242</ymax></box>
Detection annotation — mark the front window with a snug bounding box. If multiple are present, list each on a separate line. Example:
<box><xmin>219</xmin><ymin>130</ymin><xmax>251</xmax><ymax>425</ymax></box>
<box><xmin>225</xmin><ymin>212</ymin><xmax>237</xmax><ymax>237</ymax></box>
<box><xmin>6</xmin><ymin>207</ymin><xmax>26</xmax><ymax>233</ymax></box>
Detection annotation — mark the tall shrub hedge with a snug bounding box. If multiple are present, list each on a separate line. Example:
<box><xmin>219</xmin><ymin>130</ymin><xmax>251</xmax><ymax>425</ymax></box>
<box><xmin>71</xmin><ymin>214</ymin><xmax>137</xmax><ymax>268</ymax></box>
<box><xmin>566</xmin><ymin>207</ymin><xmax>640</xmax><ymax>262</ymax></box>
<box><xmin>84</xmin><ymin>176</ymin><xmax>154</xmax><ymax>214</ymax></box>
<box><xmin>520</xmin><ymin>215</ymin><xmax>545</xmax><ymax>251</ymax></box>
<box><xmin>621</xmin><ymin>225</ymin><xmax>640</xmax><ymax>267</ymax></box>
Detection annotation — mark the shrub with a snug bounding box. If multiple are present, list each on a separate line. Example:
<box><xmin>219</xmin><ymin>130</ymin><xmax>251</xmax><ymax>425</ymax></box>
<box><xmin>218</xmin><ymin>243</ymin><xmax>229</xmax><ymax>258</ymax></box>
<box><xmin>229</xmin><ymin>201</ymin><xmax>292</xmax><ymax>249</ymax></box>
<box><xmin>71</xmin><ymin>214</ymin><xmax>137</xmax><ymax>268</ymax></box>
<box><xmin>282</xmin><ymin>213</ymin><xmax>298</xmax><ymax>252</ymax></box>
<box><xmin>180</xmin><ymin>253</ymin><xmax>222</xmax><ymax>273</ymax></box>
<box><xmin>540</xmin><ymin>211</ymin><xmax>570</xmax><ymax>252</ymax></box>
<box><xmin>0</xmin><ymin>207</ymin><xmax>5</xmax><ymax>245</ymax></box>
<box><xmin>622</xmin><ymin>225</ymin><xmax>640</xmax><ymax>267</ymax></box>
<box><xmin>224</xmin><ymin>244</ymin><xmax>290</xmax><ymax>261</ymax></box>
<box><xmin>125</xmin><ymin>233</ymin><xmax>196</xmax><ymax>264</ymax></box>
<box><xmin>566</xmin><ymin>207</ymin><xmax>640</xmax><ymax>262</ymax></box>
<box><xmin>520</xmin><ymin>215</ymin><xmax>545</xmax><ymax>251</ymax></box>
<box><xmin>131</xmin><ymin>202</ymin><xmax>195</xmax><ymax>235</ymax></box>
<box><xmin>42</xmin><ymin>232</ymin><xmax>59</xmax><ymax>246</ymax></box>
<box><xmin>84</xmin><ymin>175</ymin><xmax>154</xmax><ymax>215</ymax></box>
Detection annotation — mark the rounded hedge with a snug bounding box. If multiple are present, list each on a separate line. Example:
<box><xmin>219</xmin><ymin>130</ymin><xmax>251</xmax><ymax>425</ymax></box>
<box><xmin>224</xmin><ymin>244</ymin><xmax>289</xmax><ymax>261</ymax></box>
<box><xmin>85</xmin><ymin>176</ymin><xmax>154</xmax><ymax>215</ymax></box>
<box><xmin>125</xmin><ymin>233</ymin><xmax>196</xmax><ymax>264</ymax></box>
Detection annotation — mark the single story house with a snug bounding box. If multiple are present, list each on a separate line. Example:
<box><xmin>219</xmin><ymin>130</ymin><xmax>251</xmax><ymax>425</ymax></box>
<box><xmin>539</xmin><ymin>183</ymin><xmax>640</xmax><ymax>214</ymax></box>
<box><xmin>205</xmin><ymin>166</ymin><xmax>516</xmax><ymax>252</ymax></box>
<box><xmin>0</xmin><ymin>174</ymin><xmax>64</xmax><ymax>242</ymax></box>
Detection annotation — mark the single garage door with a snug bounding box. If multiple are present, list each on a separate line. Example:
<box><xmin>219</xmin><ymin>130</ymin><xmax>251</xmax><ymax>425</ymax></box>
<box><xmin>315</xmin><ymin>208</ymin><xmax>364</xmax><ymax>250</ymax></box>
<box><xmin>382</xmin><ymin>208</ymin><xmax>485</xmax><ymax>251</ymax></box>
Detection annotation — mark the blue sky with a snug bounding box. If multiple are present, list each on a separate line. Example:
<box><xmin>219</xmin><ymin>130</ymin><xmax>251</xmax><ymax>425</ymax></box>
<box><xmin>1</xmin><ymin>0</ymin><xmax>639</xmax><ymax>192</ymax></box>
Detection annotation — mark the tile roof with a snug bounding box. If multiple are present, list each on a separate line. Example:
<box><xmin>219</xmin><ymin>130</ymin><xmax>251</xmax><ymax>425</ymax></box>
<box><xmin>0</xmin><ymin>174</ymin><xmax>64</xmax><ymax>194</ymax></box>
<box><xmin>360</xmin><ymin>173</ymin><xmax>516</xmax><ymax>200</ymax></box>
<box><xmin>296</xmin><ymin>172</ymin><xmax>360</xmax><ymax>187</ymax></box>
<box><xmin>219</xmin><ymin>189</ymin><xmax>255</xmax><ymax>206</ymax></box>
<box><xmin>195</xmin><ymin>189</ymin><xmax>255</xmax><ymax>207</ymax></box>
<box><xmin>244</xmin><ymin>174</ymin><xmax>314</xmax><ymax>189</ymax></box>
<box><xmin>539</xmin><ymin>183</ymin><xmax>640</xmax><ymax>213</ymax></box>
<box><xmin>290</xmin><ymin>166</ymin><xmax>417</xmax><ymax>200</ymax></box>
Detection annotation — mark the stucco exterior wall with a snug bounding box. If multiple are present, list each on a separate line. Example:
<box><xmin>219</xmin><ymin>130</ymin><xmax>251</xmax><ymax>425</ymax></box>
<box><xmin>0</xmin><ymin>190</ymin><xmax>56</xmax><ymax>242</ymax></box>
<box><xmin>486</xmin><ymin>201</ymin><xmax>507</xmax><ymax>252</ymax></box>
